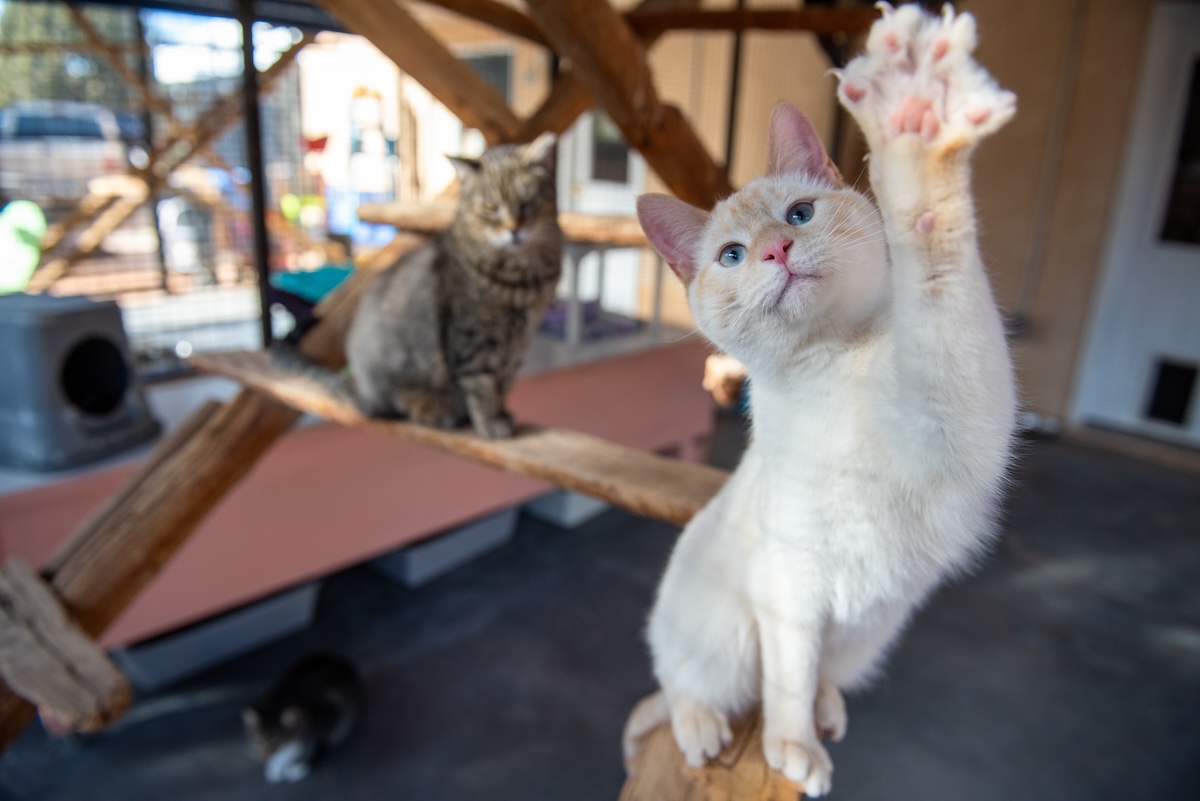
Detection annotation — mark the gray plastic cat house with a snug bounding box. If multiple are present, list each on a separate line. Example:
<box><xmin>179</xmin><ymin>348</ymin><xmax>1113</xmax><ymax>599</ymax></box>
<box><xmin>0</xmin><ymin>294</ymin><xmax>160</xmax><ymax>471</ymax></box>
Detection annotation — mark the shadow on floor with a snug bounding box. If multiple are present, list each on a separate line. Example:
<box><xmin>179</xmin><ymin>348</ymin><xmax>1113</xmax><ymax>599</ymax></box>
<box><xmin>1</xmin><ymin>414</ymin><xmax>1198</xmax><ymax>800</ymax></box>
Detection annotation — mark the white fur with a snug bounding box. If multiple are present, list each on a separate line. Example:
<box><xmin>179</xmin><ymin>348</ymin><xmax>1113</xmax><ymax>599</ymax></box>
<box><xmin>632</xmin><ymin>8</ymin><xmax>1017</xmax><ymax>797</ymax></box>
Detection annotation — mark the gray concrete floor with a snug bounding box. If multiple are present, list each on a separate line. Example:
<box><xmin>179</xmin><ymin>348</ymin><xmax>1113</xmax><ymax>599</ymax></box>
<box><xmin>1</xmin><ymin>412</ymin><xmax>1198</xmax><ymax>800</ymax></box>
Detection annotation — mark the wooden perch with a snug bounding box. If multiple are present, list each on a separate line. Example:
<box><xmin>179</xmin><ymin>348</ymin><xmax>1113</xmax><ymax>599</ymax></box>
<box><xmin>0</xmin><ymin>560</ymin><xmax>132</xmax><ymax>734</ymax></box>
<box><xmin>620</xmin><ymin>711</ymin><xmax>804</xmax><ymax>801</ymax></box>
<box><xmin>525</xmin><ymin>0</ymin><xmax>732</xmax><ymax>209</ymax></box>
<box><xmin>191</xmin><ymin>349</ymin><xmax>728</xmax><ymax>527</ymax></box>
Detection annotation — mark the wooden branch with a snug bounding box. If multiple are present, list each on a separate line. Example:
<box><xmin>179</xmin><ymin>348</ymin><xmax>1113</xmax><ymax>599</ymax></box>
<box><xmin>44</xmin><ymin>395</ymin><xmax>302</xmax><ymax>635</ymax></box>
<box><xmin>525</xmin><ymin>0</ymin><xmax>732</xmax><ymax>208</ymax></box>
<box><xmin>413</xmin><ymin>0</ymin><xmax>549</xmax><ymax>46</ymax></box>
<box><xmin>0</xmin><ymin>560</ymin><xmax>132</xmax><ymax>733</ymax></box>
<box><xmin>191</xmin><ymin>349</ymin><xmax>729</xmax><ymax>527</ymax></box>
<box><xmin>313</xmin><ymin>0</ymin><xmax>522</xmax><ymax>145</ymax></box>
<box><xmin>620</xmin><ymin>711</ymin><xmax>804</xmax><ymax>801</ymax></box>
<box><xmin>511</xmin><ymin>0</ymin><xmax>681</xmax><ymax>163</ymax></box>
<box><xmin>516</xmin><ymin>70</ymin><xmax>597</xmax><ymax>141</ymax></box>
<box><xmin>626</xmin><ymin>6</ymin><xmax>879</xmax><ymax>38</ymax></box>
<box><xmin>356</xmin><ymin>202</ymin><xmax>649</xmax><ymax>248</ymax></box>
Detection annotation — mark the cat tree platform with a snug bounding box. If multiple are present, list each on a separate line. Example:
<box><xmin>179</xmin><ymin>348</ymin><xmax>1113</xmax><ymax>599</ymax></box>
<box><xmin>188</xmin><ymin>349</ymin><xmax>726</xmax><ymax>527</ymax></box>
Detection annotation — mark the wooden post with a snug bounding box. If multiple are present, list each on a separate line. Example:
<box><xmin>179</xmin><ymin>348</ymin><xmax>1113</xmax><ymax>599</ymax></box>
<box><xmin>525</xmin><ymin>0</ymin><xmax>732</xmax><ymax>209</ymax></box>
<box><xmin>620</xmin><ymin>712</ymin><xmax>805</xmax><ymax>801</ymax></box>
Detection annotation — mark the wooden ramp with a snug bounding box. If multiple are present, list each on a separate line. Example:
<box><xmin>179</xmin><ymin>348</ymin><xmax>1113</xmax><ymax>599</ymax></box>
<box><xmin>190</xmin><ymin>350</ymin><xmax>727</xmax><ymax>527</ymax></box>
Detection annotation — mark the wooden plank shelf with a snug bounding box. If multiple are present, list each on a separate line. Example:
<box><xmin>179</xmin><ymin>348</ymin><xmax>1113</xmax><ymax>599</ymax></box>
<box><xmin>191</xmin><ymin>349</ymin><xmax>728</xmax><ymax>527</ymax></box>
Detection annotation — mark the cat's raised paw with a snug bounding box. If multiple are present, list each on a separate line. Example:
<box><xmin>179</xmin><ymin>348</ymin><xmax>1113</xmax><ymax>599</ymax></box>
<box><xmin>763</xmin><ymin>732</ymin><xmax>833</xmax><ymax>797</ymax></box>
<box><xmin>837</xmin><ymin>4</ymin><xmax>1015</xmax><ymax>152</ymax></box>
<box><xmin>669</xmin><ymin>697</ymin><xmax>732</xmax><ymax>767</ymax></box>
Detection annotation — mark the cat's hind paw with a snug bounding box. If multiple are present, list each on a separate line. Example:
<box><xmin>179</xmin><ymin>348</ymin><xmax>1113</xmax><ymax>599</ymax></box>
<box><xmin>763</xmin><ymin>731</ymin><xmax>834</xmax><ymax>798</ymax></box>
<box><xmin>837</xmin><ymin>4</ymin><xmax>1015</xmax><ymax>152</ymax></box>
<box><xmin>669</xmin><ymin>696</ymin><xmax>733</xmax><ymax>768</ymax></box>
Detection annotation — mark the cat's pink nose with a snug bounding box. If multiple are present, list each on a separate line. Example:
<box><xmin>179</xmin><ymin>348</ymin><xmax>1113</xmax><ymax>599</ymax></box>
<box><xmin>761</xmin><ymin>239</ymin><xmax>791</xmax><ymax>265</ymax></box>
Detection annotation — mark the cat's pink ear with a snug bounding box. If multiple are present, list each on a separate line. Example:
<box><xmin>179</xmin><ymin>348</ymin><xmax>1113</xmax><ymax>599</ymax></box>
<box><xmin>637</xmin><ymin>194</ymin><xmax>709</xmax><ymax>283</ymax></box>
<box><xmin>767</xmin><ymin>103</ymin><xmax>842</xmax><ymax>185</ymax></box>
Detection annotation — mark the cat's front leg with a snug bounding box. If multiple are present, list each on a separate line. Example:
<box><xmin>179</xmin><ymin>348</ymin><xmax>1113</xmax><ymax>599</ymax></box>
<box><xmin>753</xmin><ymin>564</ymin><xmax>833</xmax><ymax>797</ymax></box>
<box><xmin>833</xmin><ymin>4</ymin><xmax>1017</xmax><ymax>462</ymax></box>
<box><xmin>457</xmin><ymin>372</ymin><xmax>515</xmax><ymax>439</ymax></box>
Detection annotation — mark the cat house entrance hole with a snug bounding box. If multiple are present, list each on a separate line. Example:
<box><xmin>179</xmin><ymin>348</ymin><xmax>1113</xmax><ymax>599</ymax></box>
<box><xmin>61</xmin><ymin>337</ymin><xmax>129</xmax><ymax>416</ymax></box>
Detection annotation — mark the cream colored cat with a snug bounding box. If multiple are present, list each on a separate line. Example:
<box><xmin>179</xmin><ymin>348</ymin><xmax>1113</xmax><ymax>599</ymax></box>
<box><xmin>625</xmin><ymin>5</ymin><xmax>1017</xmax><ymax>797</ymax></box>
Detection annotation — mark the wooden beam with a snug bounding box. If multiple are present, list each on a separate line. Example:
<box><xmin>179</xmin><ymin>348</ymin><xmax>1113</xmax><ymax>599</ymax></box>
<box><xmin>313</xmin><ymin>0</ymin><xmax>522</xmax><ymax>144</ymax></box>
<box><xmin>515</xmin><ymin>70</ymin><xmax>597</xmax><ymax>141</ymax></box>
<box><xmin>191</xmin><ymin>349</ymin><xmax>729</xmax><ymax>527</ymax></box>
<box><xmin>512</xmin><ymin>0</ymin><xmax>681</xmax><ymax>144</ymax></box>
<box><xmin>413</xmin><ymin>0</ymin><xmax>549</xmax><ymax>46</ymax></box>
<box><xmin>626</xmin><ymin>6</ymin><xmax>879</xmax><ymax>38</ymax></box>
<box><xmin>525</xmin><ymin>0</ymin><xmax>732</xmax><ymax>209</ymax></box>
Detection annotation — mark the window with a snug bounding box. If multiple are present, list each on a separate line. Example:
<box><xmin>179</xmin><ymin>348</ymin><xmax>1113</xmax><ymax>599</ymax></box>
<box><xmin>463</xmin><ymin>53</ymin><xmax>511</xmax><ymax>103</ymax></box>
<box><xmin>591</xmin><ymin>111</ymin><xmax>629</xmax><ymax>183</ymax></box>
<box><xmin>1161</xmin><ymin>59</ymin><xmax>1200</xmax><ymax>244</ymax></box>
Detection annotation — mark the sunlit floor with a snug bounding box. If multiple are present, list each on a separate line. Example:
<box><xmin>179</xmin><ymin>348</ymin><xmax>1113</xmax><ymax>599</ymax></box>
<box><xmin>1</xmin><ymin>414</ymin><xmax>1198</xmax><ymax>801</ymax></box>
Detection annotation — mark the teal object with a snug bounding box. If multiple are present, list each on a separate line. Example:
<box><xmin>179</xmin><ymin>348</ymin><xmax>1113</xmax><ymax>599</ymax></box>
<box><xmin>271</xmin><ymin>264</ymin><xmax>353</xmax><ymax>303</ymax></box>
<box><xmin>0</xmin><ymin>200</ymin><xmax>47</xmax><ymax>295</ymax></box>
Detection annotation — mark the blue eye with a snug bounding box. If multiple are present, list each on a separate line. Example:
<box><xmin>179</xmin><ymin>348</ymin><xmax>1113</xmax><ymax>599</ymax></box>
<box><xmin>786</xmin><ymin>202</ymin><xmax>815</xmax><ymax>225</ymax></box>
<box><xmin>718</xmin><ymin>244</ymin><xmax>747</xmax><ymax>268</ymax></box>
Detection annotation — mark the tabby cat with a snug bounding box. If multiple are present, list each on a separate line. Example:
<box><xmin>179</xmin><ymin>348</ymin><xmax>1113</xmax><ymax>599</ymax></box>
<box><xmin>284</xmin><ymin>133</ymin><xmax>562</xmax><ymax>439</ymax></box>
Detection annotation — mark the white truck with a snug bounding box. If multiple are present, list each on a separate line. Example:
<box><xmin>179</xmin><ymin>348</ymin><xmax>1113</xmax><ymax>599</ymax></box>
<box><xmin>0</xmin><ymin>100</ymin><xmax>128</xmax><ymax>209</ymax></box>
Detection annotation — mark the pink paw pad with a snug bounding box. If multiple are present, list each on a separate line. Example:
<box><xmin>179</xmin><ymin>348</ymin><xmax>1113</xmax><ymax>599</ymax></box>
<box><xmin>966</xmin><ymin>107</ymin><xmax>993</xmax><ymax>126</ymax></box>
<box><xmin>883</xmin><ymin>31</ymin><xmax>900</xmax><ymax>53</ymax></box>
<box><xmin>842</xmin><ymin>83</ymin><xmax>866</xmax><ymax>104</ymax></box>
<box><xmin>932</xmin><ymin>38</ymin><xmax>950</xmax><ymax>62</ymax></box>
<box><xmin>917</xmin><ymin>211</ymin><xmax>937</xmax><ymax>234</ymax></box>
<box><xmin>889</xmin><ymin>95</ymin><xmax>936</xmax><ymax>138</ymax></box>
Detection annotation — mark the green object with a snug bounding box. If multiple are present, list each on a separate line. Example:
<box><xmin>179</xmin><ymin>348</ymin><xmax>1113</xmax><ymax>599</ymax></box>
<box><xmin>272</xmin><ymin>265</ymin><xmax>354</xmax><ymax>303</ymax></box>
<box><xmin>0</xmin><ymin>200</ymin><xmax>47</xmax><ymax>295</ymax></box>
